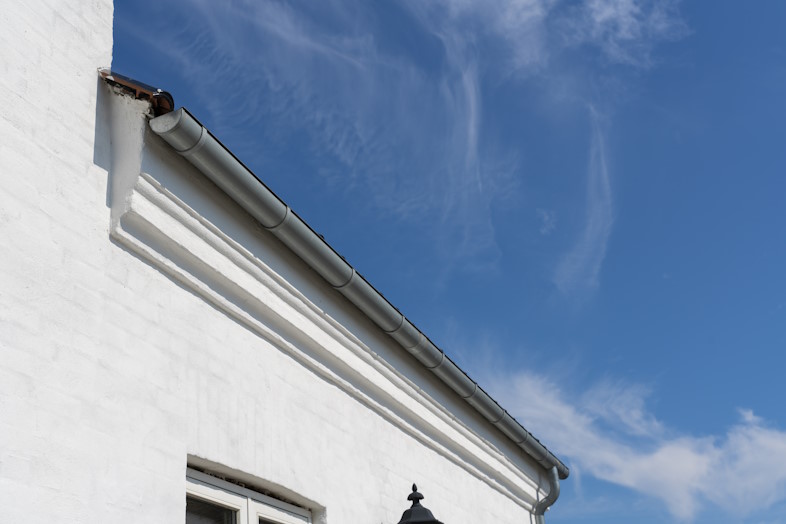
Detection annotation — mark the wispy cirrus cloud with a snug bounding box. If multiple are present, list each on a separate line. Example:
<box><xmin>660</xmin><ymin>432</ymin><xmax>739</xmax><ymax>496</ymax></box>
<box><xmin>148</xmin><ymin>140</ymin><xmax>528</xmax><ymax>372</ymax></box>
<box><xmin>537</xmin><ymin>209</ymin><xmax>557</xmax><ymax>235</ymax></box>
<box><xmin>122</xmin><ymin>0</ymin><xmax>512</xmax><ymax>267</ymax></box>
<box><xmin>492</xmin><ymin>371</ymin><xmax>786</xmax><ymax>521</ymax></box>
<box><xmin>408</xmin><ymin>0</ymin><xmax>685</xmax><ymax>283</ymax></box>
<box><xmin>119</xmin><ymin>0</ymin><xmax>686</xmax><ymax>275</ymax></box>
<box><xmin>562</xmin><ymin>0</ymin><xmax>689</xmax><ymax>67</ymax></box>
<box><xmin>113</xmin><ymin>0</ymin><xmax>695</xmax><ymax>339</ymax></box>
<box><xmin>553</xmin><ymin>107</ymin><xmax>614</xmax><ymax>295</ymax></box>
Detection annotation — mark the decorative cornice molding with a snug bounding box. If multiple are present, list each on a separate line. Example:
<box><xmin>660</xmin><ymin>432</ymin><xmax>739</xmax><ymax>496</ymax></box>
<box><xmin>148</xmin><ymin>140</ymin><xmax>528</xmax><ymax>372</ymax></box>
<box><xmin>110</xmin><ymin>168</ymin><xmax>543</xmax><ymax>511</ymax></box>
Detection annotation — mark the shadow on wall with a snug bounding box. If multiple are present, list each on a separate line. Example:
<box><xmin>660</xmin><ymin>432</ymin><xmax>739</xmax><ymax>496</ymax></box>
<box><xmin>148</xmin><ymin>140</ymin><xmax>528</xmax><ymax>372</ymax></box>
<box><xmin>93</xmin><ymin>75</ymin><xmax>112</xmax><ymax>206</ymax></box>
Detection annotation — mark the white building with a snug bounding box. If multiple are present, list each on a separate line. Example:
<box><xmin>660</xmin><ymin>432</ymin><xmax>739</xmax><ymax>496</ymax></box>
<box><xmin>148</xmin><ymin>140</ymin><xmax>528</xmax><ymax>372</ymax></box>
<box><xmin>0</xmin><ymin>2</ymin><xmax>567</xmax><ymax>523</ymax></box>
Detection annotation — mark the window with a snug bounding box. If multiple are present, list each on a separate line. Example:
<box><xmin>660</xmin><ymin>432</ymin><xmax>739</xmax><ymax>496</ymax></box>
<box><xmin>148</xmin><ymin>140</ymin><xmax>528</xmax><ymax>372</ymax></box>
<box><xmin>186</xmin><ymin>468</ymin><xmax>311</xmax><ymax>524</ymax></box>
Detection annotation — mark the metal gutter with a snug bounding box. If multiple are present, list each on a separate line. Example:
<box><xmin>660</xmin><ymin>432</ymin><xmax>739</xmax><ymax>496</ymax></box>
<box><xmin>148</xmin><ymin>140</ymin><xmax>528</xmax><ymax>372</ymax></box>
<box><xmin>146</xmin><ymin>104</ymin><xmax>570</xmax><ymax>483</ymax></box>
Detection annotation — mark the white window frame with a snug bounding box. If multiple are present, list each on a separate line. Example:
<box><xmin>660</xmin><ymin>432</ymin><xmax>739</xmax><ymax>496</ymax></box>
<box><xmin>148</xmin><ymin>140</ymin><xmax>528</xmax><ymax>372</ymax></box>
<box><xmin>186</xmin><ymin>468</ymin><xmax>311</xmax><ymax>524</ymax></box>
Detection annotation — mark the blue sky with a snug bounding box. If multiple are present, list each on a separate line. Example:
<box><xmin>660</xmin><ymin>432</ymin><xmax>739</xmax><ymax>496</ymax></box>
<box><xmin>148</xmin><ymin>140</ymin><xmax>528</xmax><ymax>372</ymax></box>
<box><xmin>113</xmin><ymin>1</ymin><xmax>786</xmax><ymax>522</ymax></box>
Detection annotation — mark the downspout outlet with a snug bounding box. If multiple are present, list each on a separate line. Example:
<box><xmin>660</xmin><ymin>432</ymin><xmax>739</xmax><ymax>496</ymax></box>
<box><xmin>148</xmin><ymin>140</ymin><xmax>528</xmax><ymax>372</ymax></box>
<box><xmin>532</xmin><ymin>467</ymin><xmax>560</xmax><ymax>524</ymax></box>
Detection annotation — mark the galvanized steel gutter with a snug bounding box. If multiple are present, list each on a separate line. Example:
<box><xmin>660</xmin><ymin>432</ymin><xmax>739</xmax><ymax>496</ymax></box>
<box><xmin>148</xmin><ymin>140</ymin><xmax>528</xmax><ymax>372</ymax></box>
<box><xmin>148</xmin><ymin>107</ymin><xmax>570</xmax><ymax>489</ymax></box>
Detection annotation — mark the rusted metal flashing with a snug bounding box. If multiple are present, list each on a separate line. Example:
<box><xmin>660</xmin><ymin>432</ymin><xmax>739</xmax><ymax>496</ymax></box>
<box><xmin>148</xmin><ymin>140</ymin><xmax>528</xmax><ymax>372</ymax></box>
<box><xmin>99</xmin><ymin>68</ymin><xmax>174</xmax><ymax>116</ymax></box>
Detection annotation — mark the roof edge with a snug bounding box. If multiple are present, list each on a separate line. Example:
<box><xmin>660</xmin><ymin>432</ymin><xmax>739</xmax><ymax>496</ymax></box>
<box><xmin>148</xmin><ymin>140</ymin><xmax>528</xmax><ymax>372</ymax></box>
<box><xmin>100</xmin><ymin>71</ymin><xmax>568</xmax><ymax>480</ymax></box>
<box><xmin>99</xmin><ymin>68</ymin><xmax>175</xmax><ymax>116</ymax></box>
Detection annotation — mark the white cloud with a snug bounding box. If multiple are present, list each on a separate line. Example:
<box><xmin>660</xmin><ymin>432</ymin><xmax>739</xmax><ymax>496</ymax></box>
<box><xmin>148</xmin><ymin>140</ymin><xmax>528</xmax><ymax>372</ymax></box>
<box><xmin>418</xmin><ymin>0</ymin><xmax>685</xmax><ymax>288</ymax></box>
<box><xmin>553</xmin><ymin>107</ymin><xmax>614</xmax><ymax>295</ymax></box>
<box><xmin>581</xmin><ymin>379</ymin><xmax>663</xmax><ymax>437</ymax></box>
<box><xmin>427</xmin><ymin>0</ymin><xmax>551</xmax><ymax>71</ymax></box>
<box><xmin>119</xmin><ymin>0</ymin><xmax>686</xmax><ymax>277</ymax></box>
<box><xmin>429</xmin><ymin>0</ymin><xmax>686</xmax><ymax>71</ymax></box>
<box><xmin>537</xmin><ymin>209</ymin><xmax>557</xmax><ymax>235</ymax></box>
<box><xmin>492</xmin><ymin>371</ymin><xmax>786</xmax><ymax>521</ymax></box>
<box><xmin>559</xmin><ymin>0</ymin><xmax>688</xmax><ymax>67</ymax></box>
<box><xmin>125</xmin><ymin>0</ymin><xmax>515</xmax><ymax>267</ymax></box>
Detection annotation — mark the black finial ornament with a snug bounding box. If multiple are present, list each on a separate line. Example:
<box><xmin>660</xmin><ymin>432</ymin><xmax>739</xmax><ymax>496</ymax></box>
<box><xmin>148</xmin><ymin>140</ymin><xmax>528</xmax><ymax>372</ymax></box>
<box><xmin>397</xmin><ymin>484</ymin><xmax>444</xmax><ymax>524</ymax></box>
<box><xmin>408</xmin><ymin>484</ymin><xmax>423</xmax><ymax>503</ymax></box>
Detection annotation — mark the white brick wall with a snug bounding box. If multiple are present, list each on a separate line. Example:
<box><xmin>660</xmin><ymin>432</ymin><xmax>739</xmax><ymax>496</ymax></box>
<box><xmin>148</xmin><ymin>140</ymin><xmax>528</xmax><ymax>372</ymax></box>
<box><xmin>0</xmin><ymin>2</ymin><xmax>547</xmax><ymax>523</ymax></box>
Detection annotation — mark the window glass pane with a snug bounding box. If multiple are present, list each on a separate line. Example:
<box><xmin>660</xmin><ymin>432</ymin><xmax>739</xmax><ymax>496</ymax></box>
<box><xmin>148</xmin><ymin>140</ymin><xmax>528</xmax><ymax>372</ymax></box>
<box><xmin>186</xmin><ymin>496</ymin><xmax>237</xmax><ymax>524</ymax></box>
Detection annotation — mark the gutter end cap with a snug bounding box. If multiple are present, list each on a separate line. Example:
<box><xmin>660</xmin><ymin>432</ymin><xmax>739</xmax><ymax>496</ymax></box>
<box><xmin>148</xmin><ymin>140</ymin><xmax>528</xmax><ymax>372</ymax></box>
<box><xmin>150</xmin><ymin>108</ymin><xmax>185</xmax><ymax>136</ymax></box>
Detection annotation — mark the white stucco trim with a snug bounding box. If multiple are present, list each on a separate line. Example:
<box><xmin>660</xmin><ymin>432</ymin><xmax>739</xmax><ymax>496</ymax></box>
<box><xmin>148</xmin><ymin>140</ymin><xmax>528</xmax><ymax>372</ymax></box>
<box><xmin>106</xmin><ymin>90</ymin><xmax>546</xmax><ymax>512</ymax></box>
<box><xmin>187</xmin><ymin>468</ymin><xmax>311</xmax><ymax>524</ymax></box>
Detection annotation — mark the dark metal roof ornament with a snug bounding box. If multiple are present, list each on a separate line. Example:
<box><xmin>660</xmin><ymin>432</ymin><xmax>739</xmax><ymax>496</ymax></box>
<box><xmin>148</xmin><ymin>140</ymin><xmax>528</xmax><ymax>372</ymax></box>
<box><xmin>397</xmin><ymin>484</ymin><xmax>444</xmax><ymax>524</ymax></box>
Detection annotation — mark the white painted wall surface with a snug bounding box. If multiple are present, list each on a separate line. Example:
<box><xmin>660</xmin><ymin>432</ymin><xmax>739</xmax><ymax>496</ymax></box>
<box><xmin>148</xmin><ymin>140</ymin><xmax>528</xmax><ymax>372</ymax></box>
<box><xmin>0</xmin><ymin>2</ymin><xmax>550</xmax><ymax>523</ymax></box>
